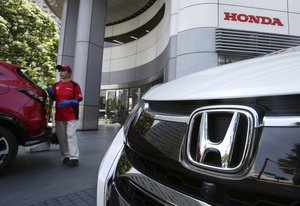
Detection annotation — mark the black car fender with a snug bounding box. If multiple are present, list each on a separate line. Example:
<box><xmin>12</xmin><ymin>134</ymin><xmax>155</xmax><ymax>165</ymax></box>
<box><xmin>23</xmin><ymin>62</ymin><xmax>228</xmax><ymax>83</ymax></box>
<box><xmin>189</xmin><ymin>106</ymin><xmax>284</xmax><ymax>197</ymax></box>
<box><xmin>0</xmin><ymin>112</ymin><xmax>29</xmax><ymax>145</ymax></box>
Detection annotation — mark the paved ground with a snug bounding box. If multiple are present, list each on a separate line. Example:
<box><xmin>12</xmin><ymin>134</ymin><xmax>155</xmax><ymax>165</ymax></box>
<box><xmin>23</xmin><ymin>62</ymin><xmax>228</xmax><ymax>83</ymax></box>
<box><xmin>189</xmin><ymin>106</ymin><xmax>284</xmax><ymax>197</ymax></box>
<box><xmin>0</xmin><ymin>124</ymin><xmax>120</xmax><ymax>206</ymax></box>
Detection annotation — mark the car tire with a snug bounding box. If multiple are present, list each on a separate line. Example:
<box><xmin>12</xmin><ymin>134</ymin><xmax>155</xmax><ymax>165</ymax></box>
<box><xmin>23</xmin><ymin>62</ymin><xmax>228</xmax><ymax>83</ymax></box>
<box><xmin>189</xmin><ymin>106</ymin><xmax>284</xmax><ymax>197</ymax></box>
<box><xmin>0</xmin><ymin>126</ymin><xmax>18</xmax><ymax>172</ymax></box>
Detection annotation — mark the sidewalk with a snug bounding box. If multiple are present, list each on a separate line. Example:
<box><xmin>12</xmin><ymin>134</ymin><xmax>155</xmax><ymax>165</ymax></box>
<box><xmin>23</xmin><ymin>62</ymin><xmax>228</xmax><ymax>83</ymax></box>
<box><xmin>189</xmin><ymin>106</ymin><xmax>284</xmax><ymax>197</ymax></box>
<box><xmin>0</xmin><ymin>123</ymin><xmax>120</xmax><ymax>206</ymax></box>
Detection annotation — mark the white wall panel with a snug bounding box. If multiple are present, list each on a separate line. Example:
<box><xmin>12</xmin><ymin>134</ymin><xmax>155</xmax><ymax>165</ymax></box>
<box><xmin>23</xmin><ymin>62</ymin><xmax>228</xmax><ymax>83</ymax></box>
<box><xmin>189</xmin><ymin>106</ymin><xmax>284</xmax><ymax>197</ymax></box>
<box><xmin>288</xmin><ymin>0</ymin><xmax>300</xmax><ymax>13</ymax></box>
<box><xmin>219</xmin><ymin>5</ymin><xmax>288</xmax><ymax>34</ymax></box>
<box><xmin>111</xmin><ymin>42</ymin><xmax>137</xmax><ymax>59</ymax></box>
<box><xmin>103</xmin><ymin>47</ymin><xmax>111</xmax><ymax>60</ymax></box>
<box><xmin>169</xmin><ymin>0</ymin><xmax>178</xmax><ymax>36</ymax></box>
<box><xmin>136</xmin><ymin>44</ymin><xmax>157</xmax><ymax>67</ymax></box>
<box><xmin>157</xmin><ymin>30</ymin><xmax>170</xmax><ymax>55</ymax></box>
<box><xmin>178</xmin><ymin>4</ymin><xmax>218</xmax><ymax>32</ymax></box>
<box><xmin>157</xmin><ymin>17</ymin><xmax>169</xmax><ymax>39</ymax></box>
<box><xmin>110</xmin><ymin>55</ymin><xmax>136</xmax><ymax>72</ymax></box>
<box><xmin>103</xmin><ymin>0</ymin><xmax>171</xmax><ymax>73</ymax></box>
<box><xmin>137</xmin><ymin>28</ymin><xmax>158</xmax><ymax>52</ymax></box>
<box><xmin>157</xmin><ymin>26</ymin><xmax>170</xmax><ymax>55</ymax></box>
<box><xmin>104</xmin><ymin>1</ymin><xmax>165</xmax><ymax>37</ymax></box>
<box><xmin>179</xmin><ymin>0</ymin><xmax>217</xmax><ymax>9</ymax></box>
<box><xmin>170</xmin><ymin>0</ymin><xmax>179</xmax><ymax>15</ymax></box>
<box><xmin>289</xmin><ymin>13</ymin><xmax>300</xmax><ymax>36</ymax></box>
<box><xmin>160</xmin><ymin>6</ymin><xmax>170</xmax><ymax>29</ymax></box>
<box><xmin>112</xmin><ymin>18</ymin><xmax>139</xmax><ymax>36</ymax></box>
<box><xmin>105</xmin><ymin>26</ymin><xmax>113</xmax><ymax>37</ymax></box>
<box><xmin>219</xmin><ymin>0</ymin><xmax>287</xmax><ymax>11</ymax></box>
<box><xmin>170</xmin><ymin>13</ymin><xmax>178</xmax><ymax>36</ymax></box>
<box><xmin>102</xmin><ymin>60</ymin><xmax>110</xmax><ymax>72</ymax></box>
<box><xmin>176</xmin><ymin>53</ymin><xmax>218</xmax><ymax>78</ymax></box>
<box><xmin>138</xmin><ymin>0</ymin><xmax>165</xmax><ymax>26</ymax></box>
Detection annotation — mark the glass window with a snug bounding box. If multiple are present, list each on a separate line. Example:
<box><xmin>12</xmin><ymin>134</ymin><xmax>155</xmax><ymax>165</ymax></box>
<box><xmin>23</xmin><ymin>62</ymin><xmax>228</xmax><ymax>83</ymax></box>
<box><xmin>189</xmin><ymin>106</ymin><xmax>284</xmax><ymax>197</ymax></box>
<box><xmin>218</xmin><ymin>54</ymin><xmax>254</xmax><ymax>65</ymax></box>
<box><xmin>99</xmin><ymin>76</ymin><xmax>163</xmax><ymax>124</ymax></box>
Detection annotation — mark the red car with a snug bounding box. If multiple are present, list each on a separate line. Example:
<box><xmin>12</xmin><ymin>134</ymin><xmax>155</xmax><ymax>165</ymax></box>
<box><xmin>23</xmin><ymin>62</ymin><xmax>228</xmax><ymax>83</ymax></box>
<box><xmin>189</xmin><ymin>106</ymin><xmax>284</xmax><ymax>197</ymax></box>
<box><xmin>0</xmin><ymin>61</ymin><xmax>51</xmax><ymax>172</ymax></box>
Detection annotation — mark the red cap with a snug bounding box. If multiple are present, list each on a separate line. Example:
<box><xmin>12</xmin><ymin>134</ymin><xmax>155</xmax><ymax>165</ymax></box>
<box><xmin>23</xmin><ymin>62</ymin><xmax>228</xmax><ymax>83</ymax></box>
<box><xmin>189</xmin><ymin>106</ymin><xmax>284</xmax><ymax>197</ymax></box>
<box><xmin>56</xmin><ymin>64</ymin><xmax>72</xmax><ymax>73</ymax></box>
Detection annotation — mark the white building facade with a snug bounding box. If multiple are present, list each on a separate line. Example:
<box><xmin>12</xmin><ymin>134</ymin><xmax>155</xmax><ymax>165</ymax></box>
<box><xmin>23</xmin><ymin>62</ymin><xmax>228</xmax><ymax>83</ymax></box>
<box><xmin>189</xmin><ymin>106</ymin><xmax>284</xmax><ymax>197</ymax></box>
<box><xmin>46</xmin><ymin>0</ymin><xmax>300</xmax><ymax>129</ymax></box>
<box><xmin>102</xmin><ymin>0</ymin><xmax>300</xmax><ymax>85</ymax></box>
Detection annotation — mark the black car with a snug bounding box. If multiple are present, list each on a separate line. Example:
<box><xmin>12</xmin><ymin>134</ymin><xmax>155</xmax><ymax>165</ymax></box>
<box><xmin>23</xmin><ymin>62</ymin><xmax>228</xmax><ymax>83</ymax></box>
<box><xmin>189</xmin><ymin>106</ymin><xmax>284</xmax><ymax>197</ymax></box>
<box><xmin>97</xmin><ymin>48</ymin><xmax>300</xmax><ymax>206</ymax></box>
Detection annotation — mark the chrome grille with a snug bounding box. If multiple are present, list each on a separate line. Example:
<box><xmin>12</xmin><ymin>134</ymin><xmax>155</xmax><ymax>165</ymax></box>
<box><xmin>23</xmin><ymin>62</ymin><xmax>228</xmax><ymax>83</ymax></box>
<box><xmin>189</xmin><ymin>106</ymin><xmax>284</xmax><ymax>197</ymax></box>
<box><xmin>185</xmin><ymin>105</ymin><xmax>258</xmax><ymax>175</ymax></box>
<box><xmin>124</xmin><ymin>97</ymin><xmax>300</xmax><ymax>205</ymax></box>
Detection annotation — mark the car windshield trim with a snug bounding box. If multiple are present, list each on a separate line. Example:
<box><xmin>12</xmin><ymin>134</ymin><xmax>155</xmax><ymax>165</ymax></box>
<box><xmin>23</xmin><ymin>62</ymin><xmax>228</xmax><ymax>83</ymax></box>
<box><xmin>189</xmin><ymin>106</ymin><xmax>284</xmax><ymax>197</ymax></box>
<box><xmin>16</xmin><ymin>67</ymin><xmax>35</xmax><ymax>84</ymax></box>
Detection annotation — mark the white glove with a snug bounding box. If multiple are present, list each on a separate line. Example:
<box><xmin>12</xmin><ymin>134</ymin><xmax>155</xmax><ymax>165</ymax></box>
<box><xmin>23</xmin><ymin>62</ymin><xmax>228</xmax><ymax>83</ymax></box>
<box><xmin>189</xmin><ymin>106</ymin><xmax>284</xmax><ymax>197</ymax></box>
<box><xmin>37</xmin><ymin>82</ymin><xmax>48</xmax><ymax>90</ymax></box>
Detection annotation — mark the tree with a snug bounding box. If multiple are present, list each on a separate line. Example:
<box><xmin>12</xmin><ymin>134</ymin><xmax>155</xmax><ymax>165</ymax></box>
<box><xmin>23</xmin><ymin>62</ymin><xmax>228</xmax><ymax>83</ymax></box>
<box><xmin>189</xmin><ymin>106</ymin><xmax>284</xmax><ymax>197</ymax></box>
<box><xmin>0</xmin><ymin>0</ymin><xmax>59</xmax><ymax>85</ymax></box>
<box><xmin>278</xmin><ymin>144</ymin><xmax>300</xmax><ymax>176</ymax></box>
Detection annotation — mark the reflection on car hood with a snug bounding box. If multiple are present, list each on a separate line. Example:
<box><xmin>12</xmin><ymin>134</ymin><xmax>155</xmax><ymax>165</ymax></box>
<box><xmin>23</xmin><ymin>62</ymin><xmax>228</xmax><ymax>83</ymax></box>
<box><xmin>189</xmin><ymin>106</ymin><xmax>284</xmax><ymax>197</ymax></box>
<box><xmin>143</xmin><ymin>51</ymin><xmax>300</xmax><ymax>101</ymax></box>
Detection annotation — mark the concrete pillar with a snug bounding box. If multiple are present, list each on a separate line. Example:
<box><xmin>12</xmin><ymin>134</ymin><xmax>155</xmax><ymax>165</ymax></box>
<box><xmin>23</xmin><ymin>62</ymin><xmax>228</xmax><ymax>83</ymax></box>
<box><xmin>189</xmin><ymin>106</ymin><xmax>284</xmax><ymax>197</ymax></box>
<box><xmin>57</xmin><ymin>0</ymin><xmax>79</xmax><ymax>69</ymax></box>
<box><xmin>73</xmin><ymin>0</ymin><xmax>107</xmax><ymax>130</ymax></box>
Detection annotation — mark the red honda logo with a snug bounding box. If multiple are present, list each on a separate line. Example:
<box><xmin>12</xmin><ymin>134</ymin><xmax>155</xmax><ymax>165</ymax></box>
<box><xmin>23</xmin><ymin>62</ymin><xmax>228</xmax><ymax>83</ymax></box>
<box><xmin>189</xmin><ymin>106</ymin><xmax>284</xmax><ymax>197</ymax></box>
<box><xmin>224</xmin><ymin>12</ymin><xmax>284</xmax><ymax>26</ymax></box>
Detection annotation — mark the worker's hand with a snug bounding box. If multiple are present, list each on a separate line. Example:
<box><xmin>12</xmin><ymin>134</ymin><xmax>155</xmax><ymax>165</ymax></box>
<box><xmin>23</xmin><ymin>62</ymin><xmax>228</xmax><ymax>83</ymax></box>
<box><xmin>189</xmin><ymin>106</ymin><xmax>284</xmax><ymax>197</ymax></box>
<box><xmin>58</xmin><ymin>99</ymin><xmax>79</xmax><ymax>108</ymax></box>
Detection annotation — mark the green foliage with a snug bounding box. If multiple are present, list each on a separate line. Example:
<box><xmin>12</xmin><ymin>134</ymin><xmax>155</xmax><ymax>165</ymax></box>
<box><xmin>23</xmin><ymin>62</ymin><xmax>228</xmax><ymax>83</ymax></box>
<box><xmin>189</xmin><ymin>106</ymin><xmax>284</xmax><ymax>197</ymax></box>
<box><xmin>278</xmin><ymin>144</ymin><xmax>300</xmax><ymax>176</ymax></box>
<box><xmin>0</xmin><ymin>0</ymin><xmax>59</xmax><ymax>85</ymax></box>
<box><xmin>133</xmin><ymin>112</ymin><xmax>153</xmax><ymax>134</ymax></box>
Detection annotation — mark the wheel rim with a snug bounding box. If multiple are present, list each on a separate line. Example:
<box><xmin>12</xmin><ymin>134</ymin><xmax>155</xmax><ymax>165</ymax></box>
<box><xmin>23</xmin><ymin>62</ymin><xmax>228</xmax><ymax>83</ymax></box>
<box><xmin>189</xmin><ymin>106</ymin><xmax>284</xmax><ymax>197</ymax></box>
<box><xmin>0</xmin><ymin>136</ymin><xmax>9</xmax><ymax>164</ymax></box>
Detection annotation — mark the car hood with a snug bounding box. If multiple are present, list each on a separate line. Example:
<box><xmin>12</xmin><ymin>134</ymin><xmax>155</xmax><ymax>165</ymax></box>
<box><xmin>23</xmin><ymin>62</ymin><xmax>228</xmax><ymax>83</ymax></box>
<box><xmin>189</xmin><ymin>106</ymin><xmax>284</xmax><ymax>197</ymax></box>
<box><xmin>143</xmin><ymin>51</ymin><xmax>300</xmax><ymax>101</ymax></box>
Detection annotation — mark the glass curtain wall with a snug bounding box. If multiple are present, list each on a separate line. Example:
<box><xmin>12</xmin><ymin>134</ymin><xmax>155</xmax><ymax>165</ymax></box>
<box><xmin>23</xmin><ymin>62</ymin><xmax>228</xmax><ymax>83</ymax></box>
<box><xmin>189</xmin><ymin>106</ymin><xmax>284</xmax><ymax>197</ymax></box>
<box><xmin>100</xmin><ymin>76</ymin><xmax>163</xmax><ymax>124</ymax></box>
<box><xmin>218</xmin><ymin>53</ymin><xmax>254</xmax><ymax>65</ymax></box>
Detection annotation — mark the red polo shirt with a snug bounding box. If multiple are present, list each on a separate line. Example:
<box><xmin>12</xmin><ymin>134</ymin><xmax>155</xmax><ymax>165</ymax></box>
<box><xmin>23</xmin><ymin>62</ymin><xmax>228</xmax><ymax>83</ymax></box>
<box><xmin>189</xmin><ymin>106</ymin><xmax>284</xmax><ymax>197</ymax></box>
<box><xmin>52</xmin><ymin>80</ymin><xmax>83</xmax><ymax>121</ymax></box>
